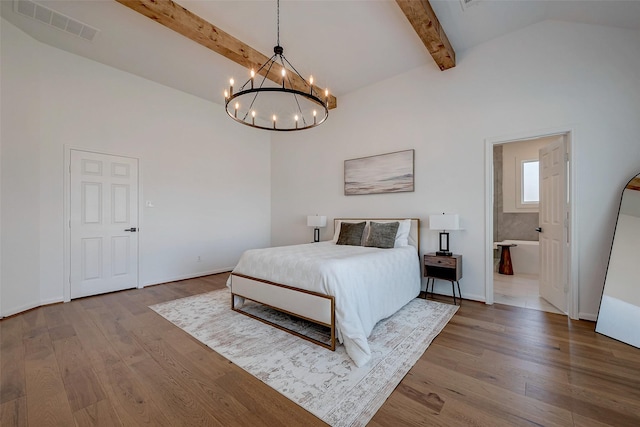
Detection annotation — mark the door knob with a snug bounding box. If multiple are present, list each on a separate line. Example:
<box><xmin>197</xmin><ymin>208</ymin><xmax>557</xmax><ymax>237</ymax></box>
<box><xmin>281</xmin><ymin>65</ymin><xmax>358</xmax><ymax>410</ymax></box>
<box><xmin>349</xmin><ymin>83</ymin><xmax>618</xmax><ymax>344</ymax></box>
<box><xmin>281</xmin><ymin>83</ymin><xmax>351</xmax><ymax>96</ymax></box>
<box><xmin>535</xmin><ymin>227</ymin><xmax>542</xmax><ymax>232</ymax></box>
<box><xmin>124</xmin><ymin>227</ymin><xmax>137</xmax><ymax>232</ymax></box>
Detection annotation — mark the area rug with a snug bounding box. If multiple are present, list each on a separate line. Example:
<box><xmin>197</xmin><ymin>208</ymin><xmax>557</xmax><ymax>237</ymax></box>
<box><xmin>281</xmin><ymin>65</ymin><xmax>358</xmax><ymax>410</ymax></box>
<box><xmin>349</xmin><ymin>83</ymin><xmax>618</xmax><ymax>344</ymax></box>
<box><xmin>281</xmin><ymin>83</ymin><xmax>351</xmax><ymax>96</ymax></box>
<box><xmin>150</xmin><ymin>289</ymin><xmax>458</xmax><ymax>427</ymax></box>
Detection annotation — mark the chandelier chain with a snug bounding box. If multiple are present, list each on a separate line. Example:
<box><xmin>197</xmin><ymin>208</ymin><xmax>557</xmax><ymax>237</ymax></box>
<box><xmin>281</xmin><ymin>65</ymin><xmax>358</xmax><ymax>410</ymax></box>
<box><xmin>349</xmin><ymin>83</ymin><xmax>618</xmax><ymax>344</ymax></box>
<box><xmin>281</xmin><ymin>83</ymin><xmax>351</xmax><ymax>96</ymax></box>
<box><xmin>276</xmin><ymin>0</ymin><xmax>280</xmax><ymax>46</ymax></box>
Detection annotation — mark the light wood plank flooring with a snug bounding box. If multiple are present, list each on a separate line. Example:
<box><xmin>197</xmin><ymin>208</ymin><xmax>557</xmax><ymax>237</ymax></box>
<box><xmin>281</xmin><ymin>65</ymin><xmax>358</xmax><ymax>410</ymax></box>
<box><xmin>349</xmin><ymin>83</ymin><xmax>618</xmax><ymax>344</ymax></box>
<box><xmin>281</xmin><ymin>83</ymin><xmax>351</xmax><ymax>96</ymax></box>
<box><xmin>2</xmin><ymin>273</ymin><xmax>639</xmax><ymax>426</ymax></box>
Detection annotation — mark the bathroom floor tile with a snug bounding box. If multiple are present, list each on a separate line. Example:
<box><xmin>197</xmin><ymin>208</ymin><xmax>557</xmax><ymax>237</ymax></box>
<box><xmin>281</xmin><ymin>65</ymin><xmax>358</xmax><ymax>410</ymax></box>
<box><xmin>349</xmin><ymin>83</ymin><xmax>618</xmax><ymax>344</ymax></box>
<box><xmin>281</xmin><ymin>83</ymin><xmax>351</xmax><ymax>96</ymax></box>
<box><xmin>494</xmin><ymin>293</ymin><xmax>527</xmax><ymax>308</ymax></box>
<box><xmin>525</xmin><ymin>297</ymin><xmax>564</xmax><ymax>314</ymax></box>
<box><xmin>493</xmin><ymin>273</ymin><xmax>565</xmax><ymax>315</ymax></box>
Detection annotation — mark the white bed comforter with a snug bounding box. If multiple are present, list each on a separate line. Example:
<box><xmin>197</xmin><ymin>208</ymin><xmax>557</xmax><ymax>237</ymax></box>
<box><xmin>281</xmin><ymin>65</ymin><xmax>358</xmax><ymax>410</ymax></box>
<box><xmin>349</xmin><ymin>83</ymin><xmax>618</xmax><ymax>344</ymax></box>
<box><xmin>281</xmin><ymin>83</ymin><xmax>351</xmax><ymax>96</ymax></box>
<box><xmin>227</xmin><ymin>241</ymin><xmax>421</xmax><ymax>367</ymax></box>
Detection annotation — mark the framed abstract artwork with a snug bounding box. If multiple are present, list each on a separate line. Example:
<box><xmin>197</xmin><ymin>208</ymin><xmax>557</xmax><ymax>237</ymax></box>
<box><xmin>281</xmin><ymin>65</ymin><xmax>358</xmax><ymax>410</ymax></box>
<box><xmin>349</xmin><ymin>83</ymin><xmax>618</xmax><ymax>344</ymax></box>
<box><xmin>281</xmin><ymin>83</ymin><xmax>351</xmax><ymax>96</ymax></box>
<box><xmin>344</xmin><ymin>149</ymin><xmax>414</xmax><ymax>195</ymax></box>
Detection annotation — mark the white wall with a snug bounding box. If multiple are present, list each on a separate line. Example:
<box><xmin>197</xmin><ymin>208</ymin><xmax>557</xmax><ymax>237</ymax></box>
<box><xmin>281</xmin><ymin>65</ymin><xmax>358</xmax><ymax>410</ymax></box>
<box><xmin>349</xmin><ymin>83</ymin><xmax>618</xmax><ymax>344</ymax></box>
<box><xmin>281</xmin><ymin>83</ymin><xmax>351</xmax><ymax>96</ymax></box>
<box><xmin>1</xmin><ymin>19</ymin><xmax>43</xmax><ymax>315</ymax></box>
<box><xmin>271</xmin><ymin>20</ymin><xmax>640</xmax><ymax>318</ymax></box>
<box><xmin>1</xmin><ymin>19</ymin><xmax>272</xmax><ymax>316</ymax></box>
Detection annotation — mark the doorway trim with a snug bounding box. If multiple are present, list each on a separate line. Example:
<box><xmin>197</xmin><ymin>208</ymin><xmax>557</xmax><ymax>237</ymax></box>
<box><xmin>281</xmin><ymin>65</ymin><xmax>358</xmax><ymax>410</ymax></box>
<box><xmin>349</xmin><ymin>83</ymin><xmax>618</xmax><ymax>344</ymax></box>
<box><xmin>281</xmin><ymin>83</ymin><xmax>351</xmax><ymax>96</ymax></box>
<box><xmin>63</xmin><ymin>146</ymin><xmax>144</xmax><ymax>302</ymax></box>
<box><xmin>484</xmin><ymin>126</ymin><xmax>579</xmax><ymax>319</ymax></box>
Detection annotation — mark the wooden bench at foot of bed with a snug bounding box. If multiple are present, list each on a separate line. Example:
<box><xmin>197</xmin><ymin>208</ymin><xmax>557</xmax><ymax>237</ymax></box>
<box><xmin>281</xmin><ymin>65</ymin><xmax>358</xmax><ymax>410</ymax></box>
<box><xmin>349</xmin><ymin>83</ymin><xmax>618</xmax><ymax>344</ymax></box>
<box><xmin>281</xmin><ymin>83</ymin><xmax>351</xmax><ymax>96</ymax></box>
<box><xmin>229</xmin><ymin>273</ymin><xmax>336</xmax><ymax>350</ymax></box>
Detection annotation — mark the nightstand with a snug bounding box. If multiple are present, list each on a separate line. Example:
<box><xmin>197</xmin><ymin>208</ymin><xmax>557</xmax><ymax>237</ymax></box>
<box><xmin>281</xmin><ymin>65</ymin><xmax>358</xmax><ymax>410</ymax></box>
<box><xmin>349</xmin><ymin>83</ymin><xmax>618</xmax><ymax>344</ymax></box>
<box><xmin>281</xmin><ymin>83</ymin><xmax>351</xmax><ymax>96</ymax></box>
<box><xmin>424</xmin><ymin>253</ymin><xmax>463</xmax><ymax>305</ymax></box>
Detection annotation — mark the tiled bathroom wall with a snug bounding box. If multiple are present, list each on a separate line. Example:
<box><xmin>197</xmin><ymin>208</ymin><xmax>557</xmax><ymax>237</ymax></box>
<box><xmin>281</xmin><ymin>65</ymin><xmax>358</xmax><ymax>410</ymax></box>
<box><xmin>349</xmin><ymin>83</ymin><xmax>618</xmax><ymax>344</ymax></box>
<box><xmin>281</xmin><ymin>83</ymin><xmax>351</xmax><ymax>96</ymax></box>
<box><xmin>493</xmin><ymin>145</ymin><xmax>540</xmax><ymax>242</ymax></box>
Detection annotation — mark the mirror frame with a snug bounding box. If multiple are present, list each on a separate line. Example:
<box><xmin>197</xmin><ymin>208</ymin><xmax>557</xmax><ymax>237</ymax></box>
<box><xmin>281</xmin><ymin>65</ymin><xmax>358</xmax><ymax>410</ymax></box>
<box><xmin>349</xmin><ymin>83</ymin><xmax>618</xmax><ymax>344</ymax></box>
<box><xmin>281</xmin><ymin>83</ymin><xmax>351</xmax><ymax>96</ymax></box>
<box><xmin>595</xmin><ymin>172</ymin><xmax>640</xmax><ymax>348</ymax></box>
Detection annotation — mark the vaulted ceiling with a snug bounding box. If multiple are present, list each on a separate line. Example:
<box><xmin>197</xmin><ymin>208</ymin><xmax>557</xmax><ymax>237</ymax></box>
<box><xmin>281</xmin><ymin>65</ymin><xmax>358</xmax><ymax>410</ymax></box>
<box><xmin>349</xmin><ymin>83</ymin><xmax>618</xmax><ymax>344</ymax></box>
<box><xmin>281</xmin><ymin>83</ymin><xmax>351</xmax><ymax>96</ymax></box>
<box><xmin>2</xmin><ymin>0</ymin><xmax>639</xmax><ymax>106</ymax></box>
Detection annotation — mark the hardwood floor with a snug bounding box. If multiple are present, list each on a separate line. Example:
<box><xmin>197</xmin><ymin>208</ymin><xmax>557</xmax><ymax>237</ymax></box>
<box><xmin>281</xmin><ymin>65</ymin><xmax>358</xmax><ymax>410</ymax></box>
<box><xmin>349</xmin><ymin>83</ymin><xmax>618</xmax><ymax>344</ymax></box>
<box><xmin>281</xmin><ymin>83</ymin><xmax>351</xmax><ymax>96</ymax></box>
<box><xmin>2</xmin><ymin>273</ymin><xmax>639</xmax><ymax>426</ymax></box>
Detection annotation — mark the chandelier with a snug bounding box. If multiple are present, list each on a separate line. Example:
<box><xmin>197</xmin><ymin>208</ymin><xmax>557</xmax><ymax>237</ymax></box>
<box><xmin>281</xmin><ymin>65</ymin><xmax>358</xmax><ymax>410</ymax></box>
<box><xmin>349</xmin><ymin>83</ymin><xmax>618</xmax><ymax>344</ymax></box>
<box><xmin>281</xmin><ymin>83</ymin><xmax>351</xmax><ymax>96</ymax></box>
<box><xmin>224</xmin><ymin>0</ymin><xmax>329</xmax><ymax>131</ymax></box>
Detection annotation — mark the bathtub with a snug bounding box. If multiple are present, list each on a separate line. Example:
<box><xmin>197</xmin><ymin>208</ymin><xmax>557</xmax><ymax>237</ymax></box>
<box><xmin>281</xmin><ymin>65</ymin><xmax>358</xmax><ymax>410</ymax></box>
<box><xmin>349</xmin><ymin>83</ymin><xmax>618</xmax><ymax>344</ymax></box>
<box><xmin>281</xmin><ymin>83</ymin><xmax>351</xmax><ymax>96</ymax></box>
<box><xmin>494</xmin><ymin>240</ymin><xmax>539</xmax><ymax>275</ymax></box>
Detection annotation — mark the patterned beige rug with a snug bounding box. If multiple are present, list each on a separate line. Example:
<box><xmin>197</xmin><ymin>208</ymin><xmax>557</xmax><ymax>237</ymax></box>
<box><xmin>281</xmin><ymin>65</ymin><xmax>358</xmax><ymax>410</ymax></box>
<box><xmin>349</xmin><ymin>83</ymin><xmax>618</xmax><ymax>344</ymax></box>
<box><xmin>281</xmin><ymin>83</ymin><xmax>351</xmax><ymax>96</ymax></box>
<box><xmin>150</xmin><ymin>288</ymin><xmax>458</xmax><ymax>427</ymax></box>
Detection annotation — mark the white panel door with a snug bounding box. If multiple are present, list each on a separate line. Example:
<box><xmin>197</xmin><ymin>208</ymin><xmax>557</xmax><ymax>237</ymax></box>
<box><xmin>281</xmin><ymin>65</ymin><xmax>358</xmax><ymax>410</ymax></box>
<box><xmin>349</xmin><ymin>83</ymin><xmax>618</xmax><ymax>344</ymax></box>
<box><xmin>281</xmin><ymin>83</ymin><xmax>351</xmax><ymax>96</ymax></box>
<box><xmin>70</xmin><ymin>150</ymin><xmax>139</xmax><ymax>299</ymax></box>
<box><xmin>539</xmin><ymin>138</ymin><xmax>567</xmax><ymax>312</ymax></box>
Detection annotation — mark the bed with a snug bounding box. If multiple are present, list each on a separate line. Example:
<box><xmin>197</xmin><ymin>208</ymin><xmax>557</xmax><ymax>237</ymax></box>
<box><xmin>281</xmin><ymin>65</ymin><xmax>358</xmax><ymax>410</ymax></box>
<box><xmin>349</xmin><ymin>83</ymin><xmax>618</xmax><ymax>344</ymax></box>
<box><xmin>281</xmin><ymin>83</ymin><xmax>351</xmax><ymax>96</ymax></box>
<box><xmin>226</xmin><ymin>218</ymin><xmax>421</xmax><ymax>367</ymax></box>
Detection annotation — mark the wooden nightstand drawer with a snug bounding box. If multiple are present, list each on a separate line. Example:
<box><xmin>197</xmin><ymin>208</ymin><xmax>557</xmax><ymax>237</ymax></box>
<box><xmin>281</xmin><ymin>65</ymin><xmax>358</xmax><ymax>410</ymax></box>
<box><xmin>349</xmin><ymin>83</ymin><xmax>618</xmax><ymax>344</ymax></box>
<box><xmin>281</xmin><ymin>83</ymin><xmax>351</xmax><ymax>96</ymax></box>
<box><xmin>424</xmin><ymin>255</ymin><xmax>457</xmax><ymax>268</ymax></box>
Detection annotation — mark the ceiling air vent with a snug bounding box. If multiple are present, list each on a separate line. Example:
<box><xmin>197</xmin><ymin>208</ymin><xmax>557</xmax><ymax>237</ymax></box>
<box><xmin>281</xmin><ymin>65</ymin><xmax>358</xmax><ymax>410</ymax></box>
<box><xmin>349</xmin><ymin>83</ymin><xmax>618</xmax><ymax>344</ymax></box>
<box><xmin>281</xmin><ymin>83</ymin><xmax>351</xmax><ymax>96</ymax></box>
<box><xmin>460</xmin><ymin>0</ymin><xmax>483</xmax><ymax>11</ymax></box>
<box><xmin>14</xmin><ymin>0</ymin><xmax>100</xmax><ymax>42</ymax></box>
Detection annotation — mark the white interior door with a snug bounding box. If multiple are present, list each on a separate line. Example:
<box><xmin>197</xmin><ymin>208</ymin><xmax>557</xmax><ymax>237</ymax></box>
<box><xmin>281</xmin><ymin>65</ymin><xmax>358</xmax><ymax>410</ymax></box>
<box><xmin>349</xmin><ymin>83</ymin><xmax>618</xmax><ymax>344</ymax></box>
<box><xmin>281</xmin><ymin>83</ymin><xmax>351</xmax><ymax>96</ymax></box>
<box><xmin>70</xmin><ymin>150</ymin><xmax>139</xmax><ymax>299</ymax></box>
<box><xmin>538</xmin><ymin>138</ymin><xmax>568</xmax><ymax>312</ymax></box>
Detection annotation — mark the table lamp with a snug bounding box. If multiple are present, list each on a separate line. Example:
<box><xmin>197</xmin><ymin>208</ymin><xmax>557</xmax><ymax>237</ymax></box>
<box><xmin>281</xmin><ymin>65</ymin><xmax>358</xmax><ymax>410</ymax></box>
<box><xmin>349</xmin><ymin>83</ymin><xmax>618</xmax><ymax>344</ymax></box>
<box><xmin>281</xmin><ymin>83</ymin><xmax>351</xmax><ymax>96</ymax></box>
<box><xmin>307</xmin><ymin>215</ymin><xmax>327</xmax><ymax>243</ymax></box>
<box><xmin>429</xmin><ymin>213</ymin><xmax>460</xmax><ymax>256</ymax></box>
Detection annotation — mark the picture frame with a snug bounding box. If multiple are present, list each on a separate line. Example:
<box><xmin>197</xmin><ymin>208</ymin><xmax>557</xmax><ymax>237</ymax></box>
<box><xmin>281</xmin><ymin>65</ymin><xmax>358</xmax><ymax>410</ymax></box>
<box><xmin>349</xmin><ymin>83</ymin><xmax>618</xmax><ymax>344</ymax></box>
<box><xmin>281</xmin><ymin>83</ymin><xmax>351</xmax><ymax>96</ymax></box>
<box><xmin>344</xmin><ymin>149</ymin><xmax>414</xmax><ymax>196</ymax></box>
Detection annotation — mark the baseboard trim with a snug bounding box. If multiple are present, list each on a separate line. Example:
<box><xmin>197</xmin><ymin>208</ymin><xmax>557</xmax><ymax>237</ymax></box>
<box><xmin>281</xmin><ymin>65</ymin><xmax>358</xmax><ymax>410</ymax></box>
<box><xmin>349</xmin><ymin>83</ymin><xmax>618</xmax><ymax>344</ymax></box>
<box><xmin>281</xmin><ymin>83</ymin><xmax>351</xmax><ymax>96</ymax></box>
<box><xmin>142</xmin><ymin>267</ymin><xmax>234</xmax><ymax>288</ymax></box>
<box><xmin>40</xmin><ymin>297</ymin><xmax>64</xmax><ymax>306</ymax></box>
<box><xmin>578</xmin><ymin>312</ymin><xmax>597</xmax><ymax>322</ymax></box>
<box><xmin>1</xmin><ymin>298</ymin><xmax>64</xmax><ymax>319</ymax></box>
<box><xmin>422</xmin><ymin>291</ymin><xmax>486</xmax><ymax>304</ymax></box>
<box><xmin>1</xmin><ymin>270</ymin><xmax>234</xmax><ymax>318</ymax></box>
<box><xmin>1</xmin><ymin>301</ymin><xmax>39</xmax><ymax>318</ymax></box>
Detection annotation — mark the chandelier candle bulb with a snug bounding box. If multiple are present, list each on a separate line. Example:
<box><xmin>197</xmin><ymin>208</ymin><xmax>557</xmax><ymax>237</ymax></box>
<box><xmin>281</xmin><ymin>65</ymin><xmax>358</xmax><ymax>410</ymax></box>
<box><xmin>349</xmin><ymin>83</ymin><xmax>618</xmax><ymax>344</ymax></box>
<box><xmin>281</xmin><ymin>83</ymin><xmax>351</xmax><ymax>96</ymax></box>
<box><xmin>224</xmin><ymin>90</ymin><xmax>228</xmax><ymax>99</ymax></box>
<box><xmin>251</xmin><ymin>110</ymin><xmax>256</xmax><ymax>126</ymax></box>
<box><xmin>250</xmin><ymin>69</ymin><xmax>255</xmax><ymax>89</ymax></box>
<box><xmin>273</xmin><ymin>115</ymin><xmax>276</xmax><ymax>129</ymax></box>
<box><xmin>313</xmin><ymin>110</ymin><xmax>317</xmax><ymax>124</ymax></box>
<box><xmin>309</xmin><ymin>76</ymin><xmax>314</xmax><ymax>94</ymax></box>
<box><xmin>295</xmin><ymin>115</ymin><xmax>299</xmax><ymax>129</ymax></box>
<box><xmin>229</xmin><ymin>78</ymin><xmax>234</xmax><ymax>95</ymax></box>
<box><xmin>234</xmin><ymin>102</ymin><xmax>239</xmax><ymax>118</ymax></box>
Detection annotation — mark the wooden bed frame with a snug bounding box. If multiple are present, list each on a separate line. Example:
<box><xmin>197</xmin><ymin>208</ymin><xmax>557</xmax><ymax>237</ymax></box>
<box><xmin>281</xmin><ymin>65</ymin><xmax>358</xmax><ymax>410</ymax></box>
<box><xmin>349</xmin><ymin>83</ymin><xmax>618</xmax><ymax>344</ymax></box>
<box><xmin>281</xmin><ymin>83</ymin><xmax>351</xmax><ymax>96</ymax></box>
<box><xmin>229</xmin><ymin>218</ymin><xmax>420</xmax><ymax>351</ymax></box>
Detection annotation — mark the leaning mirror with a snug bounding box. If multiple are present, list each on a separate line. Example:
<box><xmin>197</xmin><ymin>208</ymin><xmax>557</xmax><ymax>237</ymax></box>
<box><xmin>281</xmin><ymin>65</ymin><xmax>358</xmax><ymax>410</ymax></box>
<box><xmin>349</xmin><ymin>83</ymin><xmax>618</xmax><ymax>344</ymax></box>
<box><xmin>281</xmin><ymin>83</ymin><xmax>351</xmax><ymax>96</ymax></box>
<box><xmin>596</xmin><ymin>172</ymin><xmax>640</xmax><ymax>347</ymax></box>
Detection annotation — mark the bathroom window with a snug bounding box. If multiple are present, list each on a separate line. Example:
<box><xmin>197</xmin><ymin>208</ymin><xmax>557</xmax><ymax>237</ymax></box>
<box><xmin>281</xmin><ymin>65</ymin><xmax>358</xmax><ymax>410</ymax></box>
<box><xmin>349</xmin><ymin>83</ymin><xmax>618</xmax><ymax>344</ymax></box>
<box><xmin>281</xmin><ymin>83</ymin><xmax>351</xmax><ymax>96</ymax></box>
<box><xmin>520</xmin><ymin>159</ymin><xmax>539</xmax><ymax>207</ymax></box>
<box><xmin>522</xmin><ymin>160</ymin><xmax>539</xmax><ymax>203</ymax></box>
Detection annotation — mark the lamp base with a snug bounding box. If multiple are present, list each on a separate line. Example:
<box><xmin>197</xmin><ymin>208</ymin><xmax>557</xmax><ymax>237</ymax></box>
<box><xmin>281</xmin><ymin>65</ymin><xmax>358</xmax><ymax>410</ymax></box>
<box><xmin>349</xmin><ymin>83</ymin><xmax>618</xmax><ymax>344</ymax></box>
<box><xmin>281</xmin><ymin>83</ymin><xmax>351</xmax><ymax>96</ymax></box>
<box><xmin>437</xmin><ymin>231</ymin><xmax>451</xmax><ymax>256</ymax></box>
<box><xmin>436</xmin><ymin>251</ymin><xmax>452</xmax><ymax>257</ymax></box>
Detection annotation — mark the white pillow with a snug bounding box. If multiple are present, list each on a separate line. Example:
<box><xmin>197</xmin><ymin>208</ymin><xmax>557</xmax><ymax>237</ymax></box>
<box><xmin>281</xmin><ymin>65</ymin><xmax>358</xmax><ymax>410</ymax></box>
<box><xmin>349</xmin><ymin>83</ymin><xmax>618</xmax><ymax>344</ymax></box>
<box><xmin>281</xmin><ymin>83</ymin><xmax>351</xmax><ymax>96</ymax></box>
<box><xmin>332</xmin><ymin>220</ymin><xmax>344</xmax><ymax>242</ymax></box>
<box><xmin>394</xmin><ymin>219</ymin><xmax>411</xmax><ymax>247</ymax></box>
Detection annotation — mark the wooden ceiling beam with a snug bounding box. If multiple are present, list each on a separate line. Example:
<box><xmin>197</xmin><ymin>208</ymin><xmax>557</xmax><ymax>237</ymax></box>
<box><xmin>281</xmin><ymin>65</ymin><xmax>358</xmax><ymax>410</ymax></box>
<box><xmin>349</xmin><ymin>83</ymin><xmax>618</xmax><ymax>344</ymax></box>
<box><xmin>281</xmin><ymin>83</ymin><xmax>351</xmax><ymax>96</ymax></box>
<box><xmin>395</xmin><ymin>0</ymin><xmax>455</xmax><ymax>70</ymax></box>
<box><xmin>114</xmin><ymin>0</ymin><xmax>337</xmax><ymax>109</ymax></box>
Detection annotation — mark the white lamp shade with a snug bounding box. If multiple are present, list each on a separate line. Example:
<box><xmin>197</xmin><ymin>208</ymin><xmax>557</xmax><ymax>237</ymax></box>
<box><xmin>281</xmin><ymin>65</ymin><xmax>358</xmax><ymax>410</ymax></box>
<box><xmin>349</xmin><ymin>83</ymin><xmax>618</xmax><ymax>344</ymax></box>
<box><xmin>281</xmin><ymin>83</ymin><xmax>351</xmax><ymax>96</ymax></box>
<box><xmin>429</xmin><ymin>214</ymin><xmax>460</xmax><ymax>231</ymax></box>
<box><xmin>307</xmin><ymin>215</ymin><xmax>327</xmax><ymax>228</ymax></box>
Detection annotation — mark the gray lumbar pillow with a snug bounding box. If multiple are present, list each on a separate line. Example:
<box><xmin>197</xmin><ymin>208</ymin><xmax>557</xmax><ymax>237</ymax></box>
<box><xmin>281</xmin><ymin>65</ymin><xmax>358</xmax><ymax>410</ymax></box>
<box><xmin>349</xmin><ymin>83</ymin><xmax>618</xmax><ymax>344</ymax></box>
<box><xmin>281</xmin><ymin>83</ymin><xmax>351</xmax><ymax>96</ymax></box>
<box><xmin>336</xmin><ymin>222</ymin><xmax>366</xmax><ymax>246</ymax></box>
<box><xmin>365</xmin><ymin>221</ymin><xmax>399</xmax><ymax>249</ymax></box>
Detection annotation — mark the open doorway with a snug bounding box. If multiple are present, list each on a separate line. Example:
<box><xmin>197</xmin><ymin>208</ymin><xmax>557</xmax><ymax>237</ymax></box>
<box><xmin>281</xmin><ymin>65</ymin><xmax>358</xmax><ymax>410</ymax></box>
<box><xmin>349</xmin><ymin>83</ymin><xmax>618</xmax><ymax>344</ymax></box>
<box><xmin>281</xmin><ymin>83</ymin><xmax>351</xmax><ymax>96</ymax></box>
<box><xmin>485</xmin><ymin>129</ymin><xmax>576</xmax><ymax>318</ymax></box>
